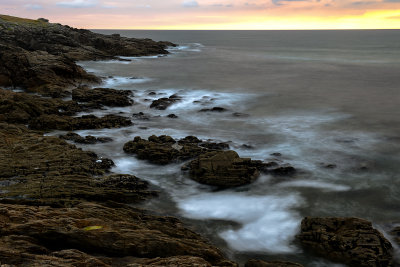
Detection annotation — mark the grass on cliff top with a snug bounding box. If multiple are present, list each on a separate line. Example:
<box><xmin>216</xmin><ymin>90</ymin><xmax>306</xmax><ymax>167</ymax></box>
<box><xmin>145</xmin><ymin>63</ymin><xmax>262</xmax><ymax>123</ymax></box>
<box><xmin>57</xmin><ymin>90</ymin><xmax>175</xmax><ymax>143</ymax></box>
<box><xmin>0</xmin><ymin>14</ymin><xmax>48</xmax><ymax>26</ymax></box>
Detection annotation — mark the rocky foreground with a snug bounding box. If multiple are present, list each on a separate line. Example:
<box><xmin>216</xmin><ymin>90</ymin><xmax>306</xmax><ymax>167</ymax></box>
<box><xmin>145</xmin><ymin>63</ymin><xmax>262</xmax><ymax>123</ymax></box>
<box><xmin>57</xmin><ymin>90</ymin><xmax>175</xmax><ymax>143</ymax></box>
<box><xmin>0</xmin><ymin>14</ymin><xmax>398</xmax><ymax>266</ymax></box>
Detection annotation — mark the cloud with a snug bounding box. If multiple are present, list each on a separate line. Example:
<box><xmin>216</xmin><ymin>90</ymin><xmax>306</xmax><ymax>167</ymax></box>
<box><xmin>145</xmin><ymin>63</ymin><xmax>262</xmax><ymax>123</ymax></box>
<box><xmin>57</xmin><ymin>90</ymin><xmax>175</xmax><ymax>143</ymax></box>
<box><xmin>211</xmin><ymin>3</ymin><xmax>234</xmax><ymax>7</ymax></box>
<box><xmin>272</xmin><ymin>0</ymin><xmax>308</xmax><ymax>5</ymax></box>
<box><xmin>384</xmin><ymin>0</ymin><xmax>400</xmax><ymax>2</ymax></box>
<box><xmin>351</xmin><ymin>1</ymin><xmax>376</xmax><ymax>5</ymax></box>
<box><xmin>182</xmin><ymin>0</ymin><xmax>199</xmax><ymax>7</ymax></box>
<box><xmin>56</xmin><ymin>0</ymin><xmax>98</xmax><ymax>8</ymax></box>
<box><xmin>25</xmin><ymin>4</ymin><xmax>43</xmax><ymax>10</ymax></box>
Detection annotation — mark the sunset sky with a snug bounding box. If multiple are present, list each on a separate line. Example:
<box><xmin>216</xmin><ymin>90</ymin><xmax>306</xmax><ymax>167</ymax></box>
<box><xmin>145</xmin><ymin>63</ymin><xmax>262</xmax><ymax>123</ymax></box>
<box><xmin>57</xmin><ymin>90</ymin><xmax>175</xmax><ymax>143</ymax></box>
<box><xmin>1</xmin><ymin>0</ymin><xmax>400</xmax><ymax>29</ymax></box>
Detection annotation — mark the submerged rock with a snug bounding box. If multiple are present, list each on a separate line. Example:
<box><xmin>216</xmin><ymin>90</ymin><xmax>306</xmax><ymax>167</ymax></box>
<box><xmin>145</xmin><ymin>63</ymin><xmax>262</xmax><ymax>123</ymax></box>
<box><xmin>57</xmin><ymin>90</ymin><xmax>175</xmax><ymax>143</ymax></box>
<box><xmin>297</xmin><ymin>217</ymin><xmax>393</xmax><ymax>267</ymax></box>
<box><xmin>185</xmin><ymin>150</ymin><xmax>260</xmax><ymax>188</ymax></box>
<box><xmin>150</xmin><ymin>94</ymin><xmax>181</xmax><ymax>110</ymax></box>
<box><xmin>199</xmin><ymin>107</ymin><xmax>227</xmax><ymax>112</ymax></box>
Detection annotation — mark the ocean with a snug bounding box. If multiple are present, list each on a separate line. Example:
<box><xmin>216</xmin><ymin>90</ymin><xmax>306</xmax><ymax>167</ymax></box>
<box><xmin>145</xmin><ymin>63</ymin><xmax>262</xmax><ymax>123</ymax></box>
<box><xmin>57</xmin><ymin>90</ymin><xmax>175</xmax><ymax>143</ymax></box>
<box><xmin>73</xmin><ymin>30</ymin><xmax>400</xmax><ymax>265</ymax></box>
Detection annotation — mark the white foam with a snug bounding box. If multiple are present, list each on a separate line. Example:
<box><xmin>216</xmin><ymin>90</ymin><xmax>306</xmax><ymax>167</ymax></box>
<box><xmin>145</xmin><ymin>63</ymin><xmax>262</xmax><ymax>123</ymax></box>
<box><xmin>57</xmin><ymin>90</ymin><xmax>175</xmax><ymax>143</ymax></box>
<box><xmin>178</xmin><ymin>192</ymin><xmax>302</xmax><ymax>253</ymax></box>
<box><xmin>167</xmin><ymin>43</ymin><xmax>204</xmax><ymax>53</ymax></box>
<box><xmin>103</xmin><ymin>76</ymin><xmax>152</xmax><ymax>87</ymax></box>
<box><xmin>278</xmin><ymin>180</ymin><xmax>351</xmax><ymax>192</ymax></box>
<box><xmin>119</xmin><ymin>55</ymin><xmax>161</xmax><ymax>60</ymax></box>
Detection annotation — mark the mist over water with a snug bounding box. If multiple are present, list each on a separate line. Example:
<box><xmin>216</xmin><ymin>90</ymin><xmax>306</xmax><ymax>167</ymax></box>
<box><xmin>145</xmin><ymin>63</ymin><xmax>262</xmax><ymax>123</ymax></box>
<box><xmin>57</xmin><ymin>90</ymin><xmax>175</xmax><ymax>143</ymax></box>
<box><xmin>73</xmin><ymin>30</ymin><xmax>400</xmax><ymax>265</ymax></box>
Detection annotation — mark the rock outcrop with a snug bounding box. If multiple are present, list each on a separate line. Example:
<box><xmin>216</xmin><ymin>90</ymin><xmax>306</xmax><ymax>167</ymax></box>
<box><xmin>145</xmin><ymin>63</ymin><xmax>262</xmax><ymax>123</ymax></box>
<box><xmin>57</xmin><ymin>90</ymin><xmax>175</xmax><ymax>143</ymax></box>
<box><xmin>123</xmin><ymin>135</ymin><xmax>229</xmax><ymax>165</ymax></box>
<box><xmin>60</xmin><ymin>132</ymin><xmax>112</xmax><ymax>144</ymax></box>
<box><xmin>72</xmin><ymin>87</ymin><xmax>133</xmax><ymax>108</ymax></box>
<box><xmin>0</xmin><ymin>14</ymin><xmax>174</xmax><ymax>96</ymax></box>
<box><xmin>29</xmin><ymin>114</ymin><xmax>132</xmax><ymax>131</ymax></box>
<box><xmin>0</xmin><ymin>123</ymin><xmax>236</xmax><ymax>266</ymax></box>
<box><xmin>185</xmin><ymin>150</ymin><xmax>260</xmax><ymax>187</ymax></box>
<box><xmin>297</xmin><ymin>217</ymin><xmax>393</xmax><ymax>266</ymax></box>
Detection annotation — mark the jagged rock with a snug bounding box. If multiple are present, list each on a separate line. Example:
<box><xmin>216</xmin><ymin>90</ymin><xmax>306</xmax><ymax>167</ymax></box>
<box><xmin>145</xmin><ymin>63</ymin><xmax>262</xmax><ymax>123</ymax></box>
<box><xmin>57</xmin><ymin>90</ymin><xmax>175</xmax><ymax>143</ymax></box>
<box><xmin>150</xmin><ymin>94</ymin><xmax>181</xmax><ymax>110</ymax></box>
<box><xmin>269</xmin><ymin>166</ymin><xmax>296</xmax><ymax>176</ymax></box>
<box><xmin>72</xmin><ymin>87</ymin><xmax>133</xmax><ymax>107</ymax></box>
<box><xmin>297</xmin><ymin>217</ymin><xmax>393</xmax><ymax>267</ymax></box>
<box><xmin>185</xmin><ymin>150</ymin><xmax>260</xmax><ymax>187</ymax></box>
<box><xmin>123</xmin><ymin>135</ymin><xmax>232</xmax><ymax>165</ymax></box>
<box><xmin>245</xmin><ymin>259</ymin><xmax>304</xmax><ymax>267</ymax></box>
<box><xmin>29</xmin><ymin>114</ymin><xmax>132</xmax><ymax>131</ymax></box>
<box><xmin>60</xmin><ymin>132</ymin><xmax>112</xmax><ymax>144</ymax></box>
<box><xmin>123</xmin><ymin>135</ymin><xmax>203</xmax><ymax>165</ymax></box>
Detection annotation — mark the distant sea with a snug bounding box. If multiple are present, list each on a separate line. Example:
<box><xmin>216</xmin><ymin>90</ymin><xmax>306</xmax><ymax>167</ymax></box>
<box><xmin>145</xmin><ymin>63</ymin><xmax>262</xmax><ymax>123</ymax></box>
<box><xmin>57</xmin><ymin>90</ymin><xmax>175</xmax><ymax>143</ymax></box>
<box><xmin>74</xmin><ymin>30</ymin><xmax>400</xmax><ymax>265</ymax></box>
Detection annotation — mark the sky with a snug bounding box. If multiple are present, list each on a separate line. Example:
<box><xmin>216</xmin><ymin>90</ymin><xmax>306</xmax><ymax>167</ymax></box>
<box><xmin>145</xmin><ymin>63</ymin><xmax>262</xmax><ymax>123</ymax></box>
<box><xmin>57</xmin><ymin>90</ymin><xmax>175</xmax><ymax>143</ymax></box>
<box><xmin>1</xmin><ymin>0</ymin><xmax>400</xmax><ymax>29</ymax></box>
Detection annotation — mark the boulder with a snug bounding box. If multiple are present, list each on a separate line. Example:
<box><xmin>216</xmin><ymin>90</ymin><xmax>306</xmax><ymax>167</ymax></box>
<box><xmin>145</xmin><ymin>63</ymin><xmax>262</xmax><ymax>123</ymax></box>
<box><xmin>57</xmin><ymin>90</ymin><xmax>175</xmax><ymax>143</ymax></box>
<box><xmin>150</xmin><ymin>94</ymin><xmax>181</xmax><ymax>110</ymax></box>
<box><xmin>185</xmin><ymin>150</ymin><xmax>260</xmax><ymax>187</ymax></box>
<box><xmin>297</xmin><ymin>217</ymin><xmax>393</xmax><ymax>267</ymax></box>
<box><xmin>199</xmin><ymin>107</ymin><xmax>227</xmax><ymax>112</ymax></box>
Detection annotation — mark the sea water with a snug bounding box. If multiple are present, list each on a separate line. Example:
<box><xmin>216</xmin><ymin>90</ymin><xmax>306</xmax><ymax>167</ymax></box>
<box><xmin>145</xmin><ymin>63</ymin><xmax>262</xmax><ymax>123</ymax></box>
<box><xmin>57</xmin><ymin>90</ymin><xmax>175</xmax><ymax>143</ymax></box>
<box><xmin>70</xmin><ymin>30</ymin><xmax>400</xmax><ymax>265</ymax></box>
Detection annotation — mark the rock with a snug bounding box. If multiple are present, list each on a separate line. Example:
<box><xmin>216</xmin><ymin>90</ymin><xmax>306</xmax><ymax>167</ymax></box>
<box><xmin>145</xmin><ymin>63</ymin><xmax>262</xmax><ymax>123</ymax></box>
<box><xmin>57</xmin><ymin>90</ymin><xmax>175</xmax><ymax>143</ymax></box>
<box><xmin>123</xmin><ymin>135</ymin><xmax>233</xmax><ymax>165</ymax></box>
<box><xmin>0</xmin><ymin>202</ymin><xmax>235</xmax><ymax>266</ymax></box>
<box><xmin>199</xmin><ymin>107</ymin><xmax>227</xmax><ymax>112</ymax></box>
<box><xmin>132</xmin><ymin>112</ymin><xmax>150</xmax><ymax>120</ymax></box>
<box><xmin>0</xmin><ymin>14</ymin><xmax>175</xmax><ymax>96</ymax></box>
<box><xmin>245</xmin><ymin>259</ymin><xmax>304</xmax><ymax>267</ymax></box>
<box><xmin>150</xmin><ymin>94</ymin><xmax>181</xmax><ymax>110</ymax></box>
<box><xmin>297</xmin><ymin>217</ymin><xmax>393</xmax><ymax>267</ymax></box>
<box><xmin>232</xmin><ymin>112</ymin><xmax>249</xmax><ymax>117</ymax></box>
<box><xmin>185</xmin><ymin>150</ymin><xmax>260</xmax><ymax>188</ymax></box>
<box><xmin>271</xmin><ymin>152</ymin><xmax>282</xmax><ymax>157</ymax></box>
<box><xmin>167</xmin><ymin>113</ymin><xmax>178</xmax><ymax>118</ymax></box>
<box><xmin>123</xmin><ymin>136</ymin><xmax>203</xmax><ymax>165</ymax></box>
<box><xmin>29</xmin><ymin>114</ymin><xmax>132</xmax><ymax>131</ymax></box>
<box><xmin>0</xmin><ymin>89</ymin><xmax>81</xmax><ymax>124</ymax></box>
<box><xmin>72</xmin><ymin>87</ymin><xmax>133</xmax><ymax>107</ymax></box>
<box><xmin>60</xmin><ymin>132</ymin><xmax>112</xmax><ymax>144</ymax></box>
<box><xmin>269</xmin><ymin>166</ymin><xmax>296</xmax><ymax>176</ymax></box>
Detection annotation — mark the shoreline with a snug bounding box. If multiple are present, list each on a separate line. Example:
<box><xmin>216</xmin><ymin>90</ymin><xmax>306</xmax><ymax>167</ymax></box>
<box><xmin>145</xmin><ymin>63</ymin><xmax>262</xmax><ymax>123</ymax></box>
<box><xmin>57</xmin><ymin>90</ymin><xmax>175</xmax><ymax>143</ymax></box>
<box><xmin>0</xmin><ymin>14</ymin><xmax>398</xmax><ymax>266</ymax></box>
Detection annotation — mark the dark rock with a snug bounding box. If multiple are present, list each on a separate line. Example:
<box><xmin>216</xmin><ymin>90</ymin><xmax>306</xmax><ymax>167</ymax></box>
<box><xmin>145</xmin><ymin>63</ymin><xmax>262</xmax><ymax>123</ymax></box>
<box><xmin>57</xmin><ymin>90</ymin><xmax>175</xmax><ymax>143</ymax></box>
<box><xmin>185</xmin><ymin>150</ymin><xmax>260</xmax><ymax>188</ymax></box>
<box><xmin>271</xmin><ymin>152</ymin><xmax>282</xmax><ymax>157</ymax></box>
<box><xmin>245</xmin><ymin>259</ymin><xmax>304</xmax><ymax>267</ymax></box>
<box><xmin>29</xmin><ymin>114</ymin><xmax>132</xmax><ymax>131</ymax></box>
<box><xmin>72</xmin><ymin>87</ymin><xmax>133</xmax><ymax>107</ymax></box>
<box><xmin>297</xmin><ymin>217</ymin><xmax>393</xmax><ymax>267</ymax></box>
<box><xmin>148</xmin><ymin>91</ymin><xmax>157</xmax><ymax>95</ymax></box>
<box><xmin>0</xmin><ymin>14</ymin><xmax>174</xmax><ymax>96</ymax></box>
<box><xmin>199</xmin><ymin>142</ymin><xmax>230</xmax><ymax>150</ymax></box>
<box><xmin>269</xmin><ymin>166</ymin><xmax>296</xmax><ymax>176</ymax></box>
<box><xmin>150</xmin><ymin>94</ymin><xmax>181</xmax><ymax>110</ymax></box>
<box><xmin>178</xmin><ymin>136</ymin><xmax>202</xmax><ymax>144</ymax></box>
<box><xmin>167</xmin><ymin>113</ymin><xmax>178</xmax><ymax>118</ymax></box>
<box><xmin>132</xmin><ymin>112</ymin><xmax>150</xmax><ymax>120</ymax></box>
<box><xmin>199</xmin><ymin>107</ymin><xmax>227</xmax><ymax>112</ymax></box>
<box><xmin>390</xmin><ymin>226</ymin><xmax>400</xmax><ymax>246</ymax></box>
<box><xmin>60</xmin><ymin>132</ymin><xmax>112</xmax><ymax>144</ymax></box>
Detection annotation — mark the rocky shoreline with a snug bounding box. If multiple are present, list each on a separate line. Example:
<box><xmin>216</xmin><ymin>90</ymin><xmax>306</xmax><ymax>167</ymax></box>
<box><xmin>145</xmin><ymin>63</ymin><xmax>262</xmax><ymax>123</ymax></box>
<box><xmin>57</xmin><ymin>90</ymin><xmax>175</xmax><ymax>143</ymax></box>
<box><xmin>0</xmin><ymin>14</ymin><xmax>398</xmax><ymax>266</ymax></box>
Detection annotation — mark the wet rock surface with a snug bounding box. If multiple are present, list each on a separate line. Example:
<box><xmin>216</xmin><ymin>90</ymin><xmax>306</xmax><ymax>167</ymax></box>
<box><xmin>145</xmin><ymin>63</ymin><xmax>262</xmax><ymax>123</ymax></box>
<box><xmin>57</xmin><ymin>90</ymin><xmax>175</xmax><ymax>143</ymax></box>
<box><xmin>150</xmin><ymin>94</ymin><xmax>181</xmax><ymax>110</ymax></box>
<box><xmin>123</xmin><ymin>135</ymin><xmax>233</xmax><ymax>165</ymax></box>
<box><xmin>29</xmin><ymin>114</ymin><xmax>132</xmax><ymax>131</ymax></box>
<box><xmin>185</xmin><ymin>150</ymin><xmax>260</xmax><ymax>187</ymax></box>
<box><xmin>297</xmin><ymin>217</ymin><xmax>393</xmax><ymax>267</ymax></box>
<box><xmin>60</xmin><ymin>132</ymin><xmax>113</xmax><ymax>144</ymax></box>
<box><xmin>72</xmin><ymin>87</ymin><xmax>133</xmax><ymax>108</ymax></box>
